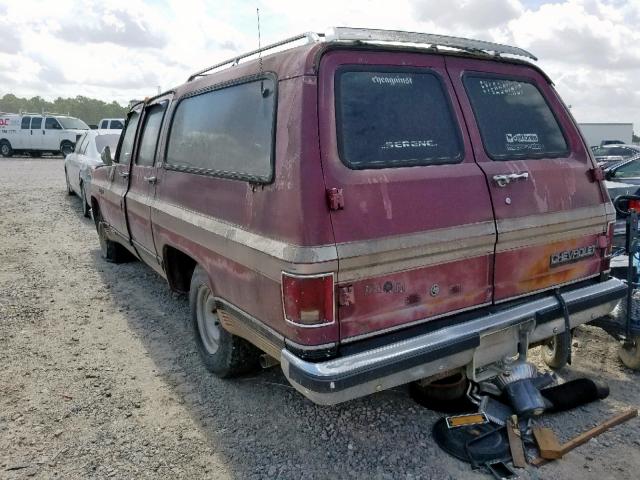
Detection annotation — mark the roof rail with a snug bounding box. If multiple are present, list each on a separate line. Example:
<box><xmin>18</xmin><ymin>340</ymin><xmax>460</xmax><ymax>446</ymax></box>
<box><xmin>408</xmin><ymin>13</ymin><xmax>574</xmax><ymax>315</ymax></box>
<box><xmin>187</xmin><ymin>27</ymin><xmax>536</xmax><ymax>82</ymax></box>
<box><xmin>187</xmin><ymin>32</ymin><xmax>322</xmax><ymax>81</ymax></box>
<box><xmin>326</xmin><ymin>27</ymin><xmax>537</xmax><ymax>61</ymax></box>
<box><xmin>17</xmin><ymin>110</ymin><xmax>71</xmax><ymax>116</ymax></box>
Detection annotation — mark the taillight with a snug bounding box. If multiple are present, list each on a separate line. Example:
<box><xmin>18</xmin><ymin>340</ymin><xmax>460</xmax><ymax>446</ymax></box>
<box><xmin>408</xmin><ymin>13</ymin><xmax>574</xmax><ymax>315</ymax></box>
<box><xmin>282</xmin><ymin>273</ymin><xmax>335</xmax><ymax>327</ymax></box>
<box><xmin>629</xmin><ymin>199</ymin><xmax>640</xmax><ymax>212</ymax></box>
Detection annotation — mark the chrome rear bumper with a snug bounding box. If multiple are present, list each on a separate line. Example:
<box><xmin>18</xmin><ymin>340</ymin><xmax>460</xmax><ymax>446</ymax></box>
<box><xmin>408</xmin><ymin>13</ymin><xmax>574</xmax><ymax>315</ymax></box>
<box><xmin>280</xmin><ymin>278</ymin><xmax>625</xmax><ymax>405</ymax></box>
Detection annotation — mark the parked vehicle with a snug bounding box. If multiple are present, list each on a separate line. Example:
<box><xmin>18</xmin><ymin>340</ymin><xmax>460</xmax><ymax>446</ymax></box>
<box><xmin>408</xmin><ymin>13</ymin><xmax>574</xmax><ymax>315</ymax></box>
<box><xmin>89</xmin><ymin>28</ymin><xmax>625</xmax><ymax>405</ymax></box>
<box><xmin>0</xmin><ymin>112</ymin><xmax>89</xmax><ymax>157</ymax></box>
<box><xmin>98</xmin><ymin>118</ymin><xmax>125</xmax><ymax>130</ymax></box>
<box><xmin>592</xmin><ymin>144</ymin><xmax>640</xmax><ymax>167</ymax></box>
<box><xmin>65</xmin><ymin>129</ymin><xmax>121</xmax><ymax>217</ymax></box>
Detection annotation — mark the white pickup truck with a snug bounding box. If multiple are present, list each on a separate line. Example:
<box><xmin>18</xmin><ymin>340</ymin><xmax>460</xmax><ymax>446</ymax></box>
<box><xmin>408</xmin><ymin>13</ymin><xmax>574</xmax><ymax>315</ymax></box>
<box><xmin>0</xmin><ymin>112</ymin><xmax>90</xmax><ymax>157</ymax></box>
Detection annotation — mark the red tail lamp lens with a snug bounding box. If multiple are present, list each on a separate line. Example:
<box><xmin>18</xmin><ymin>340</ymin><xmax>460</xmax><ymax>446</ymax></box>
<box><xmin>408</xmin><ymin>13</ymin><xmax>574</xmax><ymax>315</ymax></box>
<box><xmin>282</xmin><ymin>273</ymin><xmax>334</xmax><ymax>327</ymax></box>
<box><xmin>629</xmin><ymin>200</ymin><xmax>640</xmax><ymax>212</ymax></box>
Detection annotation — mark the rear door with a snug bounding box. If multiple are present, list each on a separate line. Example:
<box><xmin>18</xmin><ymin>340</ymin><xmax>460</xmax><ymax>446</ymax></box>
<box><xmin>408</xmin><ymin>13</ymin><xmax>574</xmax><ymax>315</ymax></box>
<box><xmin>125</xmin><ymin>98</ymin><xmax>169</xmax><ymax>267</ymax></box>
<box><xmin>446</xmin><ymin>57</ymin><xmax>609</xmax><ymax>301</ymax></box>
<box><xmin>318</xmin><ymin>50</ymin><xmax>496</xmax><ymax>341</ymax></box>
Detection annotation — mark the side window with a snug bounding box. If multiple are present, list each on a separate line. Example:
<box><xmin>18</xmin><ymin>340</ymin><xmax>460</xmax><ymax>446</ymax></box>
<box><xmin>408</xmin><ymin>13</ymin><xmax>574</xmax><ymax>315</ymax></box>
<box><xmin>463</xmin><ymin>76</ymin><xmax>568</xmax><ymax>160</ymax></box>
<box><xmin>136</xmin><ymin>103</ymin><xmax>167</xmax><ymax>166</ymax></box>
<box><xmin>21</xmin><ymin>117</ymin><xmax>31</xmax><ymax>129</ymax></box>
<box><xmin>614</xmin><ymin>161</ymin><xmax>640</xmax><ymax>178</ymax></box>
<box><xmin>111</xmin><ymin>120</ymin><xmax>124</xmax><ymax>129</ymax></box>
<box><xmin>76</xmin><ymin>134</ymin><xmax>88</xmax><ymax>154</ymax></box>
<box><xmin>336</xmin><ymin>68</ymin><xmax>463</xmax><ymax>168</ymax></box>
<box><xmin>45</xmin><ymin>117</ymin><xmax>62</xmax><ymax>129</ymax></box>
<box><xmin>166</xmin><ymin>77</ymin><xmax>276</xmax><ymax>182</ymax></box>
<box><xmin>100</xmin><ymin>120</ymin><xmax>108</xmax><ymax>129</ymax></box>
<box><xmin>115</xmin><ymin>111</ymin><xmax>141</xmax><ymax>164</ymax></box>
<box><xmin>31</xmin><ymin>117</ymin><xmax>43</xmax><ymax>129</ymax></box>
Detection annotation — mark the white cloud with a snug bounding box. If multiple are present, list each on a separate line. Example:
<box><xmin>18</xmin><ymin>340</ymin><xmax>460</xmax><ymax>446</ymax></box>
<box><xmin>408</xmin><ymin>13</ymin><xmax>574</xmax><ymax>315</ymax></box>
<box><xmin>0</xmin><ymin>0</ymin><xmax>638</xmax><ymax>131</ymax></box>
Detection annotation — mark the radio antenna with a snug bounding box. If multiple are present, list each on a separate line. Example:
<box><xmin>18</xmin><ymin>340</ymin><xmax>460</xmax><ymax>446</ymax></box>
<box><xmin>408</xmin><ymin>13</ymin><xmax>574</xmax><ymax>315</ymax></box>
<box><xmin>256</xmin><ymin>8</ymin><xmax>264</xmax><ymax>76</ymax></box>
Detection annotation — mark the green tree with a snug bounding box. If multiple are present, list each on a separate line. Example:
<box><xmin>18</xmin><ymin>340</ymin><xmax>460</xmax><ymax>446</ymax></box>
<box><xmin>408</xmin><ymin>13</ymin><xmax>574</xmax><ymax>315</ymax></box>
<box><xmin>0</xmin><ymin>94</ymin><xmax>128</xmax><ymax>125</ymax></box>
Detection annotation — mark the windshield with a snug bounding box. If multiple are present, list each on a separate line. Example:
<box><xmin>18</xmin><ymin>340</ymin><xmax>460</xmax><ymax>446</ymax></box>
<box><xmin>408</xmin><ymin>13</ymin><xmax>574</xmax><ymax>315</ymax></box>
<box><xmin>95</xmin><ymin>134</ymin><xmax>121</xmax><ymax>156</ymax></box>
<box><xmin>57</xmin><ymin>116</ymin><xmax>89</xmax><ymax>130</ymax></box>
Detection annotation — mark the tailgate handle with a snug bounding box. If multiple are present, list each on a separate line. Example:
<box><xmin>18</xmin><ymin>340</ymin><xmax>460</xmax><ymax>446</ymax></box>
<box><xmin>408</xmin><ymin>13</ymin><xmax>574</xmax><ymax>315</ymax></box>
<box><xmin>493</xmin><ymin>172</ymin><xmax>529</xmax><ymax>187</ymax></box>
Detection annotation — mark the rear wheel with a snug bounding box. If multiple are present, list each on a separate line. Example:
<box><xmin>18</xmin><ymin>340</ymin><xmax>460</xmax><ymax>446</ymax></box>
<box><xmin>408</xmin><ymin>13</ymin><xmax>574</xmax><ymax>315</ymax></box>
<box><xmin>541</xmin><ymin>333</ymin><xmax>571</xmax><ymax>369</ymax></box>
<box><xmin>0</xmin><ymin>140</ymin><xmax>13</xmax><ymax>157</ymax></box>
<box><xmin>619</xmin><ymin>336</ymin><xmax>640</xmax><ymax>370</ymax></box>
<box><xmin>60</xmin><ymin>141</ymin><xmax>74</xmax><ymax>157</ymax></box>
<box><xmin>190</xmin><ymin>265</ymin><xmax>260</xmax><ymax>377</ymax></box>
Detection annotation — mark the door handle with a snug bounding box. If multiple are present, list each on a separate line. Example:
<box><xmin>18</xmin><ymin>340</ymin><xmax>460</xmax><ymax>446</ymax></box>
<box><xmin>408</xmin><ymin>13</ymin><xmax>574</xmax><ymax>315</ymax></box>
<box><xmin>493</xmin><ymin>172</ymin><xmax>529</xmax><ymax>187</ymax></box>
<box><xmin>144</xmin><ymin>176</ymin><xmax>157</xmax><ymax>184</ymax></box>
<box><xmin>119</xmin><ymin>171</ymin><xmax>129</xmax><ymax>178</ymax></box>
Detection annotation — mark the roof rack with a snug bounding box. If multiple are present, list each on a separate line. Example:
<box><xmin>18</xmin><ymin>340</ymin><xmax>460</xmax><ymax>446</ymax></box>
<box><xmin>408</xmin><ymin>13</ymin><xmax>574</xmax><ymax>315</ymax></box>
<box><xmin>326</xmin><ymin>27</ymin><xmax>537</xmax><ymax>61</ymax></box>
<box><xmin>187</xmin><ymin>27</ymin><xmax>536</xmax><ymax>81</ymax></box>
<box><xmin>188</xmin><ymin>32</ymin><xmax>322</xmax><ymax>81</ymax></box>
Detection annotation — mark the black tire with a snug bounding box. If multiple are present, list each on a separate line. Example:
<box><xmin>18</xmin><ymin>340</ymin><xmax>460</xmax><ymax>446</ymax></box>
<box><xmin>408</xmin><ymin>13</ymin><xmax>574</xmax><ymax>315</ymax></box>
<box><xmin>0</xmin><ymin>140</ymin><xmax>13</xmax><ymax>157</ymax></box>
<box><xmin>81</xmin><ymin>183</ymin><xmax>90</xmax><ymax>218</ymax></box>
<box><xmin>95</xmin><ymin>209</ymin><xmax>132</xmax><ymax>263</ymax></box>
<box><xmin>189</xmin><ymin>265</ymin><xmax>260</xmax><ymax>377</ymax></box>
<box><xmin>541</xmin><ymin>333</ymin><xmax>571</xmax><ymax>369</ymax></box>
<box><xmin>60</xmin><ymin>141</ymin><xmax>74</xmax><ymax>158</ymax></box>
<box><xmin>619</xmin><ymin>336</ymin><xmax>640</xmax><ymax>370</ymax></box>
<box><xmin>64</xmin><ymin>168</ymin><xmax>74</xmax><ymax>196</ymax></box>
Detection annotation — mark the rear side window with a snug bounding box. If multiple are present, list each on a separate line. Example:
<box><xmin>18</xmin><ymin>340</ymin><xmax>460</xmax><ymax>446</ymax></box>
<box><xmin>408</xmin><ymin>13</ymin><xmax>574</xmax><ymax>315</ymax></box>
<box><xmin>110</xmin><ymin>120</ymin><xmax>123</xmax><ymax>129</ymax></box>
<box><xmin>463</xmin><ymin>76</ymin><xmax>568</xmax><ymax>160</ymax></box>
<box><xmin>136</xmin><ymin>104</ymin><xmax>166</xmax><ymax>166</ymax></box>
<box><xmin>336</xmin><ymin>68</ymin><xmax>463</xmax><ymax>169</ymax></box>
<box><xmin>31</xmin><ymin>117</ymin><xmax>42</xmax><ymax>129</ymax></box>
<box><xmin>100</xmin><ymin>120</ymin><xmax>108</xmax><ymax>129</ymax></box>
<box><xmin>166</xmin><ymin>77</ymin><xmax>276</xmax><ymax>182</ymax></box>
<box><xmin>21</xmin><ymin>117</ymin><xmax>30</xmax><ymax>129</ymax></box>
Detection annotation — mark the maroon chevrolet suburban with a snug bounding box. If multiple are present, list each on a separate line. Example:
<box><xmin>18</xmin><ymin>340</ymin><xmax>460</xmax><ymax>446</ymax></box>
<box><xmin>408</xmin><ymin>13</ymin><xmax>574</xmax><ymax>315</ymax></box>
<box><xmin>90</xmin><ymin>28</ymin><xmax>625</xmax><ymax>405</ymax></box>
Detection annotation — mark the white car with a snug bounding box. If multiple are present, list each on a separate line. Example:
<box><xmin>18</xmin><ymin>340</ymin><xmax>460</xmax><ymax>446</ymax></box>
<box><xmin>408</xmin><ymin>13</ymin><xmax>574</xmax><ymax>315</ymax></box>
<box><xmin>0</xmin><ymin>113</ymin><xmax>89</xmax><ymax>157</ymax></box>
<box><xmin>64</xmin><ymin>129</ymin><xmax>121</xmax><ymax>217</ymax></box>
<box><xmin>98</xmin><ymin>118</ymin><xmax>125</xmax><ymax>130</ymax></box>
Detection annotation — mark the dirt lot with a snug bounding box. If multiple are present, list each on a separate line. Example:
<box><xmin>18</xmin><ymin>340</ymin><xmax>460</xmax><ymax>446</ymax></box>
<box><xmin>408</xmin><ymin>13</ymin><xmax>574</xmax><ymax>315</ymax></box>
<box><xmin>0</xmin><ymin>158</ymin><xmax>639</xmax><ymax>479</ymax></box>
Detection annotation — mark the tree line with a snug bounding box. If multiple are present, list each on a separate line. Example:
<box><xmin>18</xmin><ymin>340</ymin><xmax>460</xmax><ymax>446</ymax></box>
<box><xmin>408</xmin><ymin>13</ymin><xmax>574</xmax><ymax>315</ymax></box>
<box><xmin>0</xmin><ymin>94</ymin><xmax>128</xmax><ymax>125</ymax></box>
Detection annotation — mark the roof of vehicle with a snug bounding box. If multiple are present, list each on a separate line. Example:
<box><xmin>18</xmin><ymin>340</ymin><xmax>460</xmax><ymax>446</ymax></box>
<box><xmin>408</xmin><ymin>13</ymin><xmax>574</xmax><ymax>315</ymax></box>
<box><xmin>145</xmin><ymin>27</ymin><xmax>549</xmax><ymax>104</ymax></box>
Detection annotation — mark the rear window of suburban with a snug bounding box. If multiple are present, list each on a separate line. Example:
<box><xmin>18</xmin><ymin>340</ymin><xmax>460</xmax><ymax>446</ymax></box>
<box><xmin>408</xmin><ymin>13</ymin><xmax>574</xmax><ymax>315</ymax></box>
<box><xmin>463</xmin><ymin>76</ymin><xmax>568</xmax><ymax>160</ymax></box>
<box><xmin>166</xmin><ymin>77</ymin><xmax>276</xmax><ymax>182</ymax></box>
<box><xmin>336</xmin><ymin>67</ymin><xmax>463</xmax><ymax>169</ymax></box>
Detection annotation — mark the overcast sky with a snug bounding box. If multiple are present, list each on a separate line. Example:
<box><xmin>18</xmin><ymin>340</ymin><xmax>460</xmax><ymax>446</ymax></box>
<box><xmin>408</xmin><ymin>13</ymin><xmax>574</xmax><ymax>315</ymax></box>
<box><xmin>0</xmin><ymin>0</ymin><xmax>638</xmax><ymax>130</ymax></box>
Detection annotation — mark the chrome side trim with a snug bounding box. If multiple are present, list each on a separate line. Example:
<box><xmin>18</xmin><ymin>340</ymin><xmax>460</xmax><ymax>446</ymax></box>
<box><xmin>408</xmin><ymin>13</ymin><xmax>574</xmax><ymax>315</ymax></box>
<box><xmin>280</xmin><ymin>278</ymin><xmax>624</xmax><ymax>405</ymax></box>
<box><xmin>496</xmin><ymin>204</ymin><xmax>608</xmax><ymax>252</ymax></box>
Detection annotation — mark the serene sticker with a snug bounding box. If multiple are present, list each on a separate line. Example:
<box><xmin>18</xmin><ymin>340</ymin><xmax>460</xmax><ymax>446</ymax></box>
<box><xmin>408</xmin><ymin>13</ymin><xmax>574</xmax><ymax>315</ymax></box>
<box><xmin>371</xmin><ymin>75</ymin><xmax>413</xmax><ymax>86</ymax></box>
<box><xmin>381</xmin><ymin>139</ymin><xmax>438</xmax><ymax>150</ymax></box>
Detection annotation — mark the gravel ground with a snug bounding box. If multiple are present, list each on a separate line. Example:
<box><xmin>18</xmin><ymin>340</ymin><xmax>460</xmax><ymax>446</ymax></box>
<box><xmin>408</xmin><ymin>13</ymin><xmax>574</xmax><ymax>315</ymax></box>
<box><xmin>1</xmin><ymin>158</ymin><xmax>639</xmax><ymax>480</ymax></box>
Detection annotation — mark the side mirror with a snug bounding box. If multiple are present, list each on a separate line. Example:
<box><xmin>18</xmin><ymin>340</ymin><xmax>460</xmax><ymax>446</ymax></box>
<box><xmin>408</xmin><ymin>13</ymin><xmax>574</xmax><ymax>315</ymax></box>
<box><xmin>101</xmin><ymin>146</ymin><xmax>113</xmax><ymax>166</ymax></box>
<box><xmin>605</xmin><ymin>170</ymin><xmax>614</xmax><ymax>181</ymax></box>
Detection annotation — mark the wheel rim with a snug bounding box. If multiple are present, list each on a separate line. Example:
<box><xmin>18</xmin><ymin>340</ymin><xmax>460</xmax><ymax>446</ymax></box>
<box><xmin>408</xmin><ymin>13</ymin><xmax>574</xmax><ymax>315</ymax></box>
<box><xmin>196</xmin><ymin>284</ymin><xmax>221</xmax><ymax>354</ymax></box>
<box><xmin>1</xmin><ymin>144</ymin><xmax>8</xmax><ymax>155</ymax></box>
